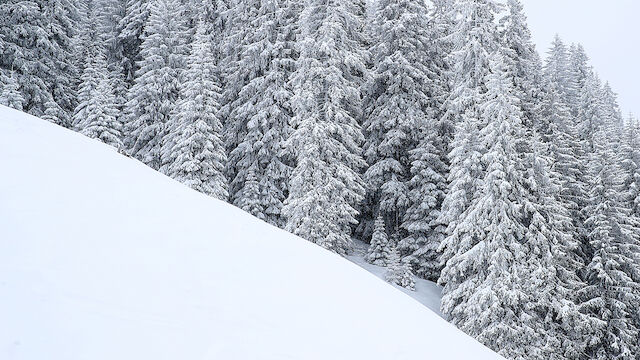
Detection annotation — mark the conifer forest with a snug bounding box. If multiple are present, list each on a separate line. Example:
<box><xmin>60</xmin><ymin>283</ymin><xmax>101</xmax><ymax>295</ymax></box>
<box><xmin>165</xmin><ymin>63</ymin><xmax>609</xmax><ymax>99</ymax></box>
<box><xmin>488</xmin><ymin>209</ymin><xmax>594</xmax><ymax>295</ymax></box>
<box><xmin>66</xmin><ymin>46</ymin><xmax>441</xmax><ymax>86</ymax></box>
<box><xmin>1</xmin><ymin>0</ymin><xmax>639</xmax><ymax>359</ymax></box>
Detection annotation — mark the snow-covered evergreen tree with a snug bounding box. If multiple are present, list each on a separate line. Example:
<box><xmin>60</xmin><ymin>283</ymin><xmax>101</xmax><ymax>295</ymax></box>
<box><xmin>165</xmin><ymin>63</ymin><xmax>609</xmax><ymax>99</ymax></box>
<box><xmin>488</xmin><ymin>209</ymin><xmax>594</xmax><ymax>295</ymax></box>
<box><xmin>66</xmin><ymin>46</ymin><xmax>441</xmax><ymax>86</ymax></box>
<box><xmin>96</xmin><ymin>0</ymin><xmax>129</xmax><ymax>114</ymax></box>
<box><xmin>579</xmin><ymin>123</ymin><xmax>640</xmax><ymax>359</ymax></box>
<box><xmin>385</xmin><ymin>243</ymin><xmax>415</xmax><ymax>291</ymax></box>
<box><xmin>543</xmin><ymin>36</ymin><xmax>591</xmax><ymax>264</ymax></box>
<box><xmin>118</xmin><ymin>0</ymin><xmax>150</xmax><ymax>84</ymax></box>
<box><xmin>522</xmin><ymin>131</ymin><xmax>596</xmax><ymax>360</ymax></box>
<box><xmin>0</xmin><ymin>72</ymin><xmax>24</xmax><ymax>111</ymax></box>
<box><xmin>237</xmin><ymin>167</ymin><xmax>262</xmax><ymax>218</ymax></box>
<box><xmin>621</xmin><ymin>114</ymin><xmax>640</xmax><ymax>218</ymax></box>
<box><xmin>44</xmin><ymin>0</ymin><xmax>79</xmax><ymax>125</ymax></box>
<box><xmin>441</xmin><ymin>52</ymin><xmax>555</xmax><ymax>359</ymax></box>
<box><xmin>73</xmin><ymin>1</ymin><xmax>106</xmax><ymax>129</ymax></box>
<box><xmin>499</xmin><ymin>0</ymin><xmax>544</xmax><ymax>130</ymax></box>
<box><xmin>361</xmin><ymin>0</ymin><xmax>432</xmax><ymax>239</ymax></box>
<box><xmin>40</xmin><ymin>100</ymin><xmax>67</xmax><ymax>125</ymax></box>
<box><xmin>79</xmin><ymin>83</ymin><xmax>122</xmax><ymax>148</ymax></box>
<box><xmin>160</xmin><ymin>21</ymin><xmax>228</xmax><ymax>200</ymax></box>
<box><xmin>283</xmin><ymin>0</ymin><xmax>367</xmax><ymax>255</ymax></box>
<box><xmin>437</xmin><ymin>0</ymin><xmax>501</xmax><ymax>282</ymax></box>
<box><xmin>366</xmin><ymin>214</ymin><xmax>392</xmax><ymax>266</ymax></box>
<box><xmin>73</xmin><ymin>46</ymin><xmax>123</xmax><ymax>149</ymax></box>
<box><xmin>399</xmin><ymin>124</ymin><xmax>447</xmax><ymax>281</ymax></box>
<box><xmin>124</xmin><ymin>0</ymin><xmax>188</xmax><ymax>170</ymax></box>
<box><xmin>226</xmin><ymin>0</ymin><xmax>297</xmax><ymax>227</ymax></box>
<box><xmin>579</xmin><ymin>72</ymin><xmax>606</xmax><ymax>151</ymax></box>
<box><xmin>566</xmin><ymin>43</ymin><xmax>590</xmax><ymax>116</ymax></box>
<box><xmin>219</xmin><ymin>0</ymin><xmax>258</xmax><ymax>160</ymax></box>
<box><xmin>0</xmin><ymin>0</ymin><xmax>78</xmax><ymax>125</ymax></box>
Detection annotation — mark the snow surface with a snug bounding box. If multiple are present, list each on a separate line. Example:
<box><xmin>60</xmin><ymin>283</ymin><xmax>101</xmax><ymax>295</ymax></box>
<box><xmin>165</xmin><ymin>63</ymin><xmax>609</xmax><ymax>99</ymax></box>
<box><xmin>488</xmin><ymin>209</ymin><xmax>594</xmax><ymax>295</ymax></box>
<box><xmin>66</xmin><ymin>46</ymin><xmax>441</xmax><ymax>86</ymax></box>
<box><xmin>348</xmin><ymin>240</ymin><xmax>444</xmax><ymax>318</ymax></box>
<box><xmin>0</xmin><ymin>105</ymin><xmax>502</xmax><ymax>360</ymax></box>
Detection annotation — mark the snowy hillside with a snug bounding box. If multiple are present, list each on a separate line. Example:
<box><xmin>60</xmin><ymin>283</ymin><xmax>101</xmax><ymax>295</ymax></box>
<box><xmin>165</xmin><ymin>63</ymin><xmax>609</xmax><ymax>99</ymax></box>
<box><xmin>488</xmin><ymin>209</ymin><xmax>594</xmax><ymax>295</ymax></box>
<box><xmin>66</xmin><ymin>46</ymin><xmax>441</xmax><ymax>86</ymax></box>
<box><xmin>0</xmin><ymin>105</ymin><xmax>502</xmax><ymax>359</ymax></box>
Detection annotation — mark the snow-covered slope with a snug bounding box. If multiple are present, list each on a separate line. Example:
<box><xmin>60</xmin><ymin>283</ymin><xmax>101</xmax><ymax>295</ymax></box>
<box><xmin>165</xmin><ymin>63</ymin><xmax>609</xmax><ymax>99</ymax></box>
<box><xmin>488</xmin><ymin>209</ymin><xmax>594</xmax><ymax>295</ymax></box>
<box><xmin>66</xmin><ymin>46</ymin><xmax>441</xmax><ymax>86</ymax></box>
<box><xmin>348</xmin><ymin>240</ymin><xmax>445</xmax><ymax>317</ymax></box>
<box><xmin>0</xmin><ymin>105</ymin><xmax>502</xmax><ymax>360</ymax></box>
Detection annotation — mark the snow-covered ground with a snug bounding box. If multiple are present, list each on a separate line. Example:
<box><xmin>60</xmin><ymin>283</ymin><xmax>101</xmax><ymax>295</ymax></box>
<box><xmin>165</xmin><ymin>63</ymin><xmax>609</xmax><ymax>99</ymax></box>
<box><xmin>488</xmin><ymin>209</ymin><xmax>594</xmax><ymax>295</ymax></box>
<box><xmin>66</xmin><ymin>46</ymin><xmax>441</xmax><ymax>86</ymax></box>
<box><xmin>0</xmin><ymin>105</ymin><xmax>502</xmax><ymax>360</ymax></box>
<box><xmin>348</xmin><ymin>240</ymin><xmax>444</xmax><ymax>317</ymax></box>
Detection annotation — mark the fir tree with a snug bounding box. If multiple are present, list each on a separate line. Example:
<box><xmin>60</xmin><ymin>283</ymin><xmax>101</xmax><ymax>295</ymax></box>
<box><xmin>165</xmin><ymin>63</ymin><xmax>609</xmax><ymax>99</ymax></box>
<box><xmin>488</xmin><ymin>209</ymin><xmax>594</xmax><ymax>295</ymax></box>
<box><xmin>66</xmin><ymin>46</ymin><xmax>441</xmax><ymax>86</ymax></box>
<box><xmin>283</xmin><ymin>0</ymin><xmax>367</xmax><ymax>255</ymax></box>
<box><xmin>44</xmin><ymin>0</ymin><xmax>79</xmax><ymax>125</ymax></box>
<box><xmin>74</xmin><ymin>47</ymin><xmax>123</xmax><ymax>149</ymax></box>
<box><xmin>0</xmin><ymin>72</ymin><xmax>24</xmax><ymax>111</ymax></box>
<box><xmin>579</xmin><ymin>123</ymin><xmax>640</xmax><ymax>359</ymax></box>
<box><xmin>523</xmin><ymin>131</ymin><xmax>595</xmax><ymax>360</ymax></box>
<box><xmin>621</xmin><ymin>114</ymin><xmax>640</xmax><ymax>218</ymax></box>
<box><xmin>96</xmin><ymin>0</ymin><xmax>129</xmax><ymax>114</ymax></box>
<box><xmin>399</xmin><ymin>124</ymin><xmax>447</xmax><ymax>281</ymax></box>
<box><xmin>543</xmin><ymin>36</ymin><xmax>591</xmax><ymax>264</ymax></box>
<box><xmin>361</xmin><ymin>0</ymin><xmax>432</xmax><ymax>239</ymax></box>
<box><xmin>161</xmin><ymin>21</ymin><xmax>228</xmax><ymax>201</ymax></box>
<box><xmin>72</xmin><ymin>3</ymin><xmax>105</xmax><ymax>130</ymax></box>
<box><xmin>385</xmin><ymin>243</ymin><xmax>415</xmax><ymax>291</ymax></box>
<box><xmin>124</xmin><ymin>0</ymin><xmax>188</xmax><ymax>170</ymax></box>
<box><xmin>219</xmin><ymin>0</ymin><xmax>258</xmax><ymax>163</ymax></box>
<box><xmin>226</xmin><ymin>0</ymin><xmax>297</xmax><ymax>227</ymax></box>
<box><xmin>366</xmin><ymin>214</ymin><xmax>392</xmax><ymax>266</ymax></box>
<box><xmin>499</xmin><ymin>0</ymin><xmax>544</xmax><ymax>130</ymax></box>
<box><xmin>118</xmin><ymin>0</ymin><xmax>150</xmax><ymax>84</ymax></box>
<box><xmin>441</xmin><ymin>53</ymin><xmax>553</xmax><ymax>359</ymax></box>
<box><xmin>238</xmin><ymin>167</ymin><xmax>263</xmax><ymax>219</ymax></box>
<box><xmin>41</xmin><ymin>99</ymin><xmax>66</xmax><ymax>125</ymax></box>
<box><xmin>0</xmin><ymin>0</ymin><xmax>78</xmax><ymax>125</ymax></box>
<box><xmin>438</xmin><ymin>0</ymin><xmax>501</xmax><ymax>283</ymax></box>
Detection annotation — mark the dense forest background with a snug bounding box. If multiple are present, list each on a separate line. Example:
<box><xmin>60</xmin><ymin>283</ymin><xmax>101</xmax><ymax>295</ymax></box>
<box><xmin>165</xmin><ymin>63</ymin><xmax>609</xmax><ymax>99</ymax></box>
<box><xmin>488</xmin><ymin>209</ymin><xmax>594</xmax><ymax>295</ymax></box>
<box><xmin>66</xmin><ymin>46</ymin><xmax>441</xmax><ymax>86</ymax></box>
<box><xmin>1</xmin><ymin>0</ymin><xmax>639</xmax><ymax>359</ymax></box>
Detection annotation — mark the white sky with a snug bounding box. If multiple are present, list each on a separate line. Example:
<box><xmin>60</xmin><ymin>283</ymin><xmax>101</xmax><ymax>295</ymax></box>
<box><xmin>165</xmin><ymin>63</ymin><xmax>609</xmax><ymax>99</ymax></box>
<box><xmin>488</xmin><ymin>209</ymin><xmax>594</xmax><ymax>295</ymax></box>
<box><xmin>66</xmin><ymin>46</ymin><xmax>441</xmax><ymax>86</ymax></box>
<box><xmin>520</xmin><ymin>0</ymin><xmax>640</xmax><ymax>118</ymax></box>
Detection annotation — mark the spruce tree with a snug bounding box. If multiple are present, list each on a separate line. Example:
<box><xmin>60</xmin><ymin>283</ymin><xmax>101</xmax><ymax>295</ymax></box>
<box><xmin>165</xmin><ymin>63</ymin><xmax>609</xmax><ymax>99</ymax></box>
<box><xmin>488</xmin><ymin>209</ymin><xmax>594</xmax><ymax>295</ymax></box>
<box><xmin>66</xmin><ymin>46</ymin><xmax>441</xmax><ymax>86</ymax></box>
<box><xmin>385</xmin><ymin>243</ymin><xmax>415</xmax><ymax>291</ymax></box>
<box><xmin>96</xmin><ymin>0</ymin><xmax>129</xmax><ymax>114</ymax></box>
<box><xmin>226</xmin><ymin>0</ymin><xmax>297</xmax><ymax>227</ymax></box>
<box><xmin>161</xmin><ymin>21</ymin><xmax>228</xmax><ymax>201</ymax></box>
<box><xmin>44</xmin><ymin>0</ymin><xmax>79</xmax><ymax>125</ymax></box>
<box><xmin>74</xmin><ymin>47</ymin><xmax>123</xmax><ymax>149</ymax></box>
<box><xmin>522</xmin><ymin>131</ymin><xmax>596</xmax><ymax>360</ymax></box>
<box><xmin>441</xmin><ymin>53</ymin><xmax>554</xmax><ymax>359</ymax></box>
<box><xmin>429</xmin><ymin>0</ymin><xmax>455</xmax><ymax>147</ymax></box>
<box><xmin>73</xmin><ymin>1</ymin><xmax>105</xmax><ymax>129</ymax></box>
<box><xmin>237</xmin><ymin>167</ymin><xmax>263</xmax><ymax>219</ymax></box>
<box><xmin>566</xmin><ymin>43</ymin><xmax>590</xmax><ymax>116</ymax></box>
<box><xmin>499</xmin><ymin>0</ymin><xmax>544</xmax><ymax>130</ymax></box>
<box><xmin>399</xmin><ymin>124</ymin><xmax>447</xmax><ymax>281</ymax></box>
<box><xmin>543</xmin><ymin>36</ymin><xmax>591</xmax><ymax>263</ymax></box>
<box><xmin>621</xmin><ymin>114</ymin><xmax>640</xmax><ymax>218</ymax></box>
<box><xmin>361</xmin><ymin>0</ymin><xmax>432</xmax><ymax>240</ymax></box>
<box><xmin>40</xmin><ymin>100</ymin><xmax>67</xmax><ymax>125</ymax></box>
<box><xmin>0</xmin><ymin>72</ymin><xmax>24</xmax><ymax>111</ymax></box>
<box><xmin>366</xmin><ymin>214</ymin><xmax>392</xmax><ymax>266</ymax></box>
<box><xmin>283</xmin><ymin>0</ymin><xmax>367</xmax><ymax>255</ymax></box>
<box><xmin>438</xmin><ymin>0</ymin><xmax>501</xmax><ymax>283</ymax></box>
<box><xmin>124</xmin><ymin>0</ymin><xmax>188</xmax><ymax>170</ymax></box>
<box><xmin>394</xmin><ymin>0</ymin><xmax>453</xmax><ymax>281</ymax></box>
<box><xmin>579</xmin><ymin>124</ymin><xmax>640</xmax><ymax>359</ymax></box>
<box><xmin>118</xmin><ymin>0</ymin><xmax>150</xmax><ymax>84</ymax></box>
<box><xmin>0</xmin><ymin>0</ymin><xmax>77</xmax><ymax>125</ymax></box>
<box><xmin>219</xmin><ymin>0</ymin><xmax>258</xmax><ymax>164</ymax></box>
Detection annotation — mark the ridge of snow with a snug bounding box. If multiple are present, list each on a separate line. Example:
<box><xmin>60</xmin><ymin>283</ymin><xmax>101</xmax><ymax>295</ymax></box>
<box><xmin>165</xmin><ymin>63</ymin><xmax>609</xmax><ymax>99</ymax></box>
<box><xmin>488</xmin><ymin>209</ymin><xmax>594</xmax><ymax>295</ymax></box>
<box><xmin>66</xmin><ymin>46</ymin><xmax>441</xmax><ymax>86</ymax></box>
<box><xmin>0</xmin><ymin>105</ymin><xmax>502</xmax><ymax>359</ymax></box>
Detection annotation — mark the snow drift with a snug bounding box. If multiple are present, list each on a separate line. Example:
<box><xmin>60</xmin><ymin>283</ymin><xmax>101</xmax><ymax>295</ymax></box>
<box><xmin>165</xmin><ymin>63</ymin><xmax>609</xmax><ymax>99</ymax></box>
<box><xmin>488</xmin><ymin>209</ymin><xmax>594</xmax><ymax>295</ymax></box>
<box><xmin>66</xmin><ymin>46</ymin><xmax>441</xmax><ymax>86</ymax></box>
<box><xmin>0</xmin><ymin>105</ymin><xmax>502</xmax><ymax>359</ymax></box>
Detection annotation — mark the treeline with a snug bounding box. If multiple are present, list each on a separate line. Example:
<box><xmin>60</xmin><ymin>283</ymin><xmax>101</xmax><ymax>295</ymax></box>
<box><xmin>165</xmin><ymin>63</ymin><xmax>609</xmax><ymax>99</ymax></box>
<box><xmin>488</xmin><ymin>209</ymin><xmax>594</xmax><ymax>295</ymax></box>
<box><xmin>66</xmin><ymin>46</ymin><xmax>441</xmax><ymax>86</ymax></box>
<box><xmin>1</xmin><ymin>0</ymin><xmax>639</xmax><ymax>359</ymax></box>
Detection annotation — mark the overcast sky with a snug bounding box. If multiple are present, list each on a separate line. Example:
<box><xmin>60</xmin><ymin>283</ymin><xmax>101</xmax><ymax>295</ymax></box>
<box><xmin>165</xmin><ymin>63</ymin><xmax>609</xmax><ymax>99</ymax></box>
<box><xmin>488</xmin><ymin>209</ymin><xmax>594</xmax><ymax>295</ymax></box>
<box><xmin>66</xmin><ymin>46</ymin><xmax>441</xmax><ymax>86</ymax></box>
<box><xmin>520</xmin><ymin>0</ymin><xmax>640</xmax><ymax>118</ymax></box>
